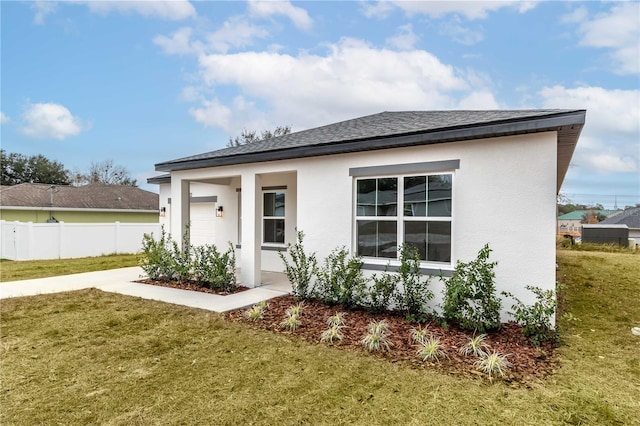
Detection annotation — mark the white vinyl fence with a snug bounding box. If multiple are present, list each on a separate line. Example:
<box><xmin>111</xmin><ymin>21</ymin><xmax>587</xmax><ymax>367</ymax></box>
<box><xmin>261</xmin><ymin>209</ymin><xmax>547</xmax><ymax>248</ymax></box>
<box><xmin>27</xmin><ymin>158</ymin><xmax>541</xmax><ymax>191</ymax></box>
<box><xmin>0</xmin><ymin>220</ymin><xmax>161</xmax><ymax>261</ymax></box>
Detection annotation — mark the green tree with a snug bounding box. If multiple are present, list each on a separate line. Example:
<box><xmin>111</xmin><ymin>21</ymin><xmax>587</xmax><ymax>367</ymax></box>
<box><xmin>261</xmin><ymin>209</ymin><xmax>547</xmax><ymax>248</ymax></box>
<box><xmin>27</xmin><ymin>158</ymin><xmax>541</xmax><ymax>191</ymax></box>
<box><xmin>0</xmin><ymin>150</ymin><xmax>70</xmax><ymax>186</ymax></box>
<box><xmin>227</xmin><ymin>125</ymin><xmax>291</xmax><ymax>147</ymax></box>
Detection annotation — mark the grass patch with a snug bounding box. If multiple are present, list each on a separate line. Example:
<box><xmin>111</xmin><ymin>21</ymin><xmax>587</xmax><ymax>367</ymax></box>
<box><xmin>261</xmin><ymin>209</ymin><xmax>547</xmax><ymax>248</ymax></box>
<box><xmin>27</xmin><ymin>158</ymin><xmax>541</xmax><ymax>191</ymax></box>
<box><xmin>0</xmin><ymin>254</ymin><xmax>142</xmax><ymax>282</ymax></box>
<box><xmin>1</xmin><ymin>251</ymin><xmax>638</xmax><ymax>424</ymax></box>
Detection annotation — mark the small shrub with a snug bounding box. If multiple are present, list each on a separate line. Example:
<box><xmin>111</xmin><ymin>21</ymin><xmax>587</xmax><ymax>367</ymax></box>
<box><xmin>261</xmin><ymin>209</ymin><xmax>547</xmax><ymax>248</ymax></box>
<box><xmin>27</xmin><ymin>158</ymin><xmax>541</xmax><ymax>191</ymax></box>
<box><xmin>366</xmin><ymin>270</ymin><xmax>399</xmax><ymax>313</ymax></box>
<box><xmin>192</xmin><ymin>243</ymin><xmax>237</xmax><ymax>292</ymax></box>
<box><xmin>278</xmin><ymin>230</ymin><xmax>318</xmax><ymax>300</ymax></box>
<box><xmin>409</xmin><ymin>325</ymin><xmax>430</xmax><ymax>344</ymax></box>
<box><xmin>314</xmin><ymin>247</ymin><xmax>366</xmax><ymax>308</ymax></box>
<box><xmin>441</xmin><ymin>244</ymin><xmax>501</xmax><ymax>333</ymax></box>
<box><xmin>393</xmin><ymin>244</ymin><xmax>433</xmax><ymax>322</ymax></box>
<box><xmin>327</xmin><ymin>312</ymin><xmax>346</xmax><ymax>327</ymax></box>
<box><xmin>140</xmin><ymin>226</ymin><xmax>173</xmax><ymax>281</ymax></box>
<box><xmin>459</xmin><ymin>334</ymin><xmax>490</xmax><ymax>357</ymax></box>
<box><xmin>361</xmin><ymin>320</ymin><xmax>391</xmax><ymax>352</ymax></box>
<box><xmin>244</xmin><ymin>303</ymin><xmax>267</xmax><ymax>321</ymax></box>
<box><xmin>503</xmin><ymin>285</ymin><xmax>558</xmax><ymax>346</ymax></box>
<box><xmin>320</xmin><ymin>325</ymin><xmax>344</xmax><ymax>343</ymax></box>
<box><xmin>417</xmin><ymin>335</ymin><xmax>447</xmax><ymax>362</ymax></box>
<box><xmin>285</xmin><ymin>302</ymin><xmax>304</xmax><ymax>318</ymax></box>
<box><xmin>475</xmin><ymin>351</ymin><xmax>511</xmax><ymax>380</ymax></box>
<box><xmin>168</xmin><ymin>226</ymin><xmax>193</xmax><ymax>282</ymax></box>
<box><xmin>280</xmin><ymin>313</ymin><xmax>301</xmax><ymax>332</ymax></box>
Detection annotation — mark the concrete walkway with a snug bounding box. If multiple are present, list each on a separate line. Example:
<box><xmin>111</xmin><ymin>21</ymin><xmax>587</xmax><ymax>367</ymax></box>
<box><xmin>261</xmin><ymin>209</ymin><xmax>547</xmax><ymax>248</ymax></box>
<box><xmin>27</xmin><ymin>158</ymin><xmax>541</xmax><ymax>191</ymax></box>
<box><xmin>0</xmin><ymin>267</ymin><xmax>292</xmax><ymax>313</ymax></box>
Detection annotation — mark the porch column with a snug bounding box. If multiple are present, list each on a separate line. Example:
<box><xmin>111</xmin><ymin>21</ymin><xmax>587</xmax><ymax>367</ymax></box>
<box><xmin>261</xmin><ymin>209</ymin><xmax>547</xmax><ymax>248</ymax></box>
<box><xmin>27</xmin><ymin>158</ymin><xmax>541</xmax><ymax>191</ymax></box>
<box><xmin>170</xmin><ymin>178</ymin><xmax>190</xmax><ymax>248</ymax></box>
<box><xmin>241</xmin><ymin>172</ymin><xmax>262</xmax><ymax>287</ymax></box>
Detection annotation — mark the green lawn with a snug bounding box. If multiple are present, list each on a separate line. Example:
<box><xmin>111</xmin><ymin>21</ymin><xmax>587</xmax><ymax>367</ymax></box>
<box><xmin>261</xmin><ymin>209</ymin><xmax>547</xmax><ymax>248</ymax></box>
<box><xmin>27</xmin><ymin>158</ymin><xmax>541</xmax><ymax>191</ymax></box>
<box><xmin>0</xmin><ymin>254</ymin><xmax>142</xmax><ymax>282</ymax></box>
<box><xmin>1</xmin><ymin>250</ymin><xmax>638</xmax><ymax>424</ymax></box>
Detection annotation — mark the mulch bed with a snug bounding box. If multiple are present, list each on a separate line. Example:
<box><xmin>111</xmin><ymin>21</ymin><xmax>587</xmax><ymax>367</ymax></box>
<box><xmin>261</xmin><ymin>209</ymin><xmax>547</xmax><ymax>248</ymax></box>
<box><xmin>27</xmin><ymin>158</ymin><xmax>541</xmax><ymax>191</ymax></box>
<box><xmin>135</xmin><ymin>279</ymin><xmax>557</xmax><ymax>384</ymax></box>
<box><xmin>227</xmin><ymin>295</ymin><xmax>558</xmax><ymax>385</ymax></box>
<box><xmin>135</xmin><ymin>279</ymin><xmax>250</xmax><ymax>296</ymax></box>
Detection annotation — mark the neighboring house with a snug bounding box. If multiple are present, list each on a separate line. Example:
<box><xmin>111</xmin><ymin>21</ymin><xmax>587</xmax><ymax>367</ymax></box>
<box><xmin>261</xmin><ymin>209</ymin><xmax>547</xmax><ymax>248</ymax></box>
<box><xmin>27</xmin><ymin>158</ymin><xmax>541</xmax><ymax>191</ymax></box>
<box><xmin>557</xmin><ymin>209</ymin><xmax>617</xmax><ymax>236</ymax></box>
<box><xmin>0</xmin><ymin>183</ymin><xmax>159</xmax><ymax>223</ymax></box>
<box><xmin>149</xmin><ymin>109</ymin><xmax>586</xmax><ymax>315</ymax></box>
<box><xmin>599</xmin><ymin>207</ymin><xmax>640</xmax><ymax>243</ymax></box>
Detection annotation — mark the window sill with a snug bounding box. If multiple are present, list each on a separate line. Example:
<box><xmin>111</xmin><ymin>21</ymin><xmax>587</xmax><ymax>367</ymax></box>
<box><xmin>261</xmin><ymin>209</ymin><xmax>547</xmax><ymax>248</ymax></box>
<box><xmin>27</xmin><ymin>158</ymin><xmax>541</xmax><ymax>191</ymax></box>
<box><xmin>362</xmin><ymin>261</ymin><xmax>454</xmax><ymax>277</ymax></box>
<box><xmin>235</xmin><ymin>244</ymin><xmax>287</xmax><ymax>252</ymax></box>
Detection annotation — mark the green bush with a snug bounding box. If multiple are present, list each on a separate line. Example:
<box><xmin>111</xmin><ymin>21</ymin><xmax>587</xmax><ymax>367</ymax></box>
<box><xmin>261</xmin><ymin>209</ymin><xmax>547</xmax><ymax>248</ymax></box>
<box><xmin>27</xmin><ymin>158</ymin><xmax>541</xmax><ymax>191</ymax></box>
<box><xmin>140</xmin><ymin>225</ymin><xmax>236</xmax><ymax>291</ymax></box>
<box><xmin>441</xmin><ymin>244</ymin><xmax>501</xmax><ymax>332</ymax></box>
<box><xmin>366</xmin><ymin>270</ymin><xmax>399</xmax><ymax>313</ymax></box>
<box><xmin>193</xmin><ymin>243</ymin><xmax>237</xmax><ymax>292</ymax></box>
<box><xmin>140</xmin><ymin>226</ymin><xmax>174</xmax><ymax>281</ymax></box>
<box><xmin>168</xmin><ymin>229</ymin><xmax>192</xmax><ymax>282</ymax></box>
<box><xmin>278</xmin><ymin>230</ymin><xmax>318</xmax><ymax>300</ymax></box>
<box><xmin>393</xmin><ymin>244</ymin><xmax>433</xmax><ymax>322</ymax></box>
<box><xmin>503</xmin><ymin>285</ymin><xmax>557</xmax><ymax>346</ymax></box>
<box><xmin>314</xmin><ymin>247</ymin><xmax>366</xmax><ymax>308</ymax></box>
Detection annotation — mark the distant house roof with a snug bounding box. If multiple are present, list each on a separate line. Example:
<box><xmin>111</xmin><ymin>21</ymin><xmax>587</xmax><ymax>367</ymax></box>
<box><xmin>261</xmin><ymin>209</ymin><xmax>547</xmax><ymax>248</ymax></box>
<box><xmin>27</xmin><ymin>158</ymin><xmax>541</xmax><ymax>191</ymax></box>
<box><xmin>558</xmin><ymin>210</ymin><xmax>617</xmax><ymax>220</ymax></box>
<box><xmin>153</xmin><ymin>109</ymin><xmax>586</xmax><ymax>192</ymax></box>
<box><xmin>0</xmin><ymin>183</ymin><xmax>159</xmax><ymax>211</ymax></box>
<box><xmin>600</xmin><ymin>207</ymin><xmax>640</xmax><ymax>229</ymax></box>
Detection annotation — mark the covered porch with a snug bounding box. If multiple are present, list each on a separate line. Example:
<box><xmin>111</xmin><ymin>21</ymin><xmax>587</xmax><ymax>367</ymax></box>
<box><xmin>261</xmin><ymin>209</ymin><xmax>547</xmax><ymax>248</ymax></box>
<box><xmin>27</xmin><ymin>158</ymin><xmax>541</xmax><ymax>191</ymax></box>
<box><xmin>168</xmin><ymin>169</ymin><xmax>297</xmax><ymax>288</ymax></box>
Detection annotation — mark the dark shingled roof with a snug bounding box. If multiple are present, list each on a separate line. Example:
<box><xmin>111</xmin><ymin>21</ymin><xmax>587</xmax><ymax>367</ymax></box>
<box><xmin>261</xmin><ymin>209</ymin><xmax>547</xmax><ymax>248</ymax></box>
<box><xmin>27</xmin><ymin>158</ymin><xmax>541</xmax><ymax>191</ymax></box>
<box><xmin>153</xmin><ymin>109</ymin><xmax>586</xmax><ymax>191</ymax></box>
<box><xmin>0</xmin><ymin>183</ymin><xmax>159</xmax><ymax>211</ymax></box>
<box><xmin>600</xmin><ymin>207</ymin><xmax>640</xmax><ymax>229</ymax></box>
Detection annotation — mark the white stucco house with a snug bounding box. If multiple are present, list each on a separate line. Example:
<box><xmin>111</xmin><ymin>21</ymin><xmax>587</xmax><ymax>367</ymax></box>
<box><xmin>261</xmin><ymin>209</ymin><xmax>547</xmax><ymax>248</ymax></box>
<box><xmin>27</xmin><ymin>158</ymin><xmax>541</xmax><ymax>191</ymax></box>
<box><xmin>149</xmin><ymin>110</ymin><xmax>586</xmax><ymax>313</ymax></box>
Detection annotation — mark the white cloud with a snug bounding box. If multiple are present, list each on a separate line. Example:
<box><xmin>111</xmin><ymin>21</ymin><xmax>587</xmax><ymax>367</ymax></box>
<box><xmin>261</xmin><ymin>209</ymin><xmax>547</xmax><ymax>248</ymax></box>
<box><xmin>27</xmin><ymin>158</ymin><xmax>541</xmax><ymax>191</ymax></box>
<box><xmin>458</xmin><ymin>91</ymin><xmax>499</xmax><ymax>109</ymax></box>
<box><xmin>539</xmin><ymin>85</ymin><xmax>639</xmax><ymax>174</ymax></box>
<box><xmin>439</xmin><ymin>17</ymin><xmax>484</xmax><ymax>45</ymax></box>
<box><xmin>0</xmin><ymin>112</ymin><xmax>10</xmax><ymax>124</ymax></box>
<box><xmin>206</xmin><ymin>17</ymin><xmax>269</xmax><ymax>53</ymax></box>
<box><xmin>363</xmin><ymin>1</ymin><xmax>538</xmax><ymax>20</ymax></box>
<box><xmin>567</xmin><ymin>3</ymin><xmax>640</xmax><ymax>75</ymax></box>
<box><xmin>189</xmin><ymin>98</ymin><xmax>232</xmax><ymax>130</ymax></box>
<box><xmin>155</xmin><ymin>18</ymin><xmax>269</xmax><ymax>55</ymax></box>
<box><xmin>385</xmin><ymin>24</ymin><xmax>418</xmax><ymax>50</ymax></box>
<box><xmin>21</xmin><ymin>102</ymin><xmax>87</xmax><ymax>140</ymax></box>
<box><xmin>248</xmin><ymin>0</ymin><xmax>313</xmax><ymax>30</ymax></box>
<box><xmin>154</xmin><ymin>27</ymin><xmax>204</xmax><ymax>55</ymax></box>
<box><xmin>31</xmin><ymin>1</ymin><xmax>57</xmax><ymax>25</ymax></box>
<box><xmin>188</xmin><ymin>38</ymin><xmax>503</xmax><ymax>134</ymax></box>
<box><xmin>80</xmin><ymin>0</ymin><xmax>196</xmax><ymax>20</ymax></box>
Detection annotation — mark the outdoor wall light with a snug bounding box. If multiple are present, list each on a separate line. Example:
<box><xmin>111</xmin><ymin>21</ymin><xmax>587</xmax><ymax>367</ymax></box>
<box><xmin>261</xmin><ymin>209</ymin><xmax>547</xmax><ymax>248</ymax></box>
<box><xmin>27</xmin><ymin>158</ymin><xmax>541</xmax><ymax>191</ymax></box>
<box><xmin>216</xmin><ymin>206</ymin><xmax>224</xmax><ymax>217</ymax></box>
<box><xmin>160</xmin><ymin>207</ymin><xmax>166</xmax><ymax>217</ymax></box>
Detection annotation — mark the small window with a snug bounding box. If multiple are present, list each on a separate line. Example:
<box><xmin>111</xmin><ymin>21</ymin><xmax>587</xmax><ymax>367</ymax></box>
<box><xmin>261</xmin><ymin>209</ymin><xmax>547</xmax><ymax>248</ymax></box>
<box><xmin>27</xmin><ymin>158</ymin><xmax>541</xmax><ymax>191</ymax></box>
<box><xmin>263</xmin><ymin>192</ymin><xmax>285</xmax><ymax>244</ymax></box>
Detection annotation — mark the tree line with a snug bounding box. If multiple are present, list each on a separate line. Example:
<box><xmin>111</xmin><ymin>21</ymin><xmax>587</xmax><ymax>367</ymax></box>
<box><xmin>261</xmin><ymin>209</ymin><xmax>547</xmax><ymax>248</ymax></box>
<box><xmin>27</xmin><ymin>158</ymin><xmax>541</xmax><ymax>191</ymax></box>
<box><xmin>1</xmin><ymin>150</ymin><xmax>136</xmax><ymax>187</ymax></box>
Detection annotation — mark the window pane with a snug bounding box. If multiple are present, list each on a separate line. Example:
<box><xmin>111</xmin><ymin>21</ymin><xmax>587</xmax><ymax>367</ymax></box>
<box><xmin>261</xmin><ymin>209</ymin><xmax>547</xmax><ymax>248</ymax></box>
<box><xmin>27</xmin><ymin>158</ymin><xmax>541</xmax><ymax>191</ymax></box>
<box><xmin>264</xmin><ymin>219</ymin><xmax>285</xmax><ymax>244</ymax></box>
<box><xmin>404</xmin><ymin>221</ymin><xmax>451</xmax><ymax>262</ymax></box>
<box><xmin>356</xmin><ymin>179</ymin><xmax>376</xmax><ymax>216</ymax></box>
<box><xmin>428</xmin><ymin>175</ymin><xmax>452</xmax><ymax>217</ymax></box>
<box><xmin>404</xmin><ymin>176</ymin><xmax>426</xmax><ymax>217</ymax></box>
<box><xmin>377</xmin><ymin>178</ymin><xmax>398</xmax><ymax>216</ymax></box>
<box><xmin>404</xmin><ymin>221</ymin><xmax>427</xmax><ymax>260</ymax></box>
<box><xmin>357</xmin><ymin>220</ymin><xmax>397</xmax><ymax>258</ymax></box>
<box><xmin>427</xmin><ymin>221</ymin><xmax>451</xmax><ymax>262</ymax></box>
<box><xmin>264</xmin><ymin>192</ymin><xmax>285</xmax><ymax>217</ymax></box>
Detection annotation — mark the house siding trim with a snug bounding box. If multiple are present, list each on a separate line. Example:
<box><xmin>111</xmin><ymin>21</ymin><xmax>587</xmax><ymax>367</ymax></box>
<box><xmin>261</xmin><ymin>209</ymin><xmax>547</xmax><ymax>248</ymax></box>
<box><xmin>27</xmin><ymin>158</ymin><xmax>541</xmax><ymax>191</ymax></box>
<box><xmin>349</xmin><ymin>159</ymin><xmax>460</xmax><ymax>177</ymax></box>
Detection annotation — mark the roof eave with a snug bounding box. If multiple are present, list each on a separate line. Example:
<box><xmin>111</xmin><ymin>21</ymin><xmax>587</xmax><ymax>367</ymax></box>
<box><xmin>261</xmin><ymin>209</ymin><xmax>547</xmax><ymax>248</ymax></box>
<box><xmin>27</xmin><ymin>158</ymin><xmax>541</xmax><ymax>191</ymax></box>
<box><xmin>155</xmin><ymin>111</ymin><xmax>586</xmax><ymax>179</ymax></box>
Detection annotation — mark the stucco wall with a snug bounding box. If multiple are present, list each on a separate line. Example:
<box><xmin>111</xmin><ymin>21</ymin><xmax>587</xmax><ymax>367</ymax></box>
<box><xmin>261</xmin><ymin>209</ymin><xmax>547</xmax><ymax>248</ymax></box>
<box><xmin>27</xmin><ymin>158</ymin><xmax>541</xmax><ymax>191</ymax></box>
<box><xmin>162</xmin><ymin>131</ymin><xmax>559</xmax><ymax>318</ymax></box>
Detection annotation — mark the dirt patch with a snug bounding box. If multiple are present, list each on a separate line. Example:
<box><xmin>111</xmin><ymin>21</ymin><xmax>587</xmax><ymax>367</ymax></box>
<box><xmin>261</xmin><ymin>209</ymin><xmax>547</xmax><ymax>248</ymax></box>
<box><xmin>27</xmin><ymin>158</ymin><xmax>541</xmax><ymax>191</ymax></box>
<box><xmin>227</xmin><ymin>295</ymin><xmax>558</xmax><ymax>384</ymax></box>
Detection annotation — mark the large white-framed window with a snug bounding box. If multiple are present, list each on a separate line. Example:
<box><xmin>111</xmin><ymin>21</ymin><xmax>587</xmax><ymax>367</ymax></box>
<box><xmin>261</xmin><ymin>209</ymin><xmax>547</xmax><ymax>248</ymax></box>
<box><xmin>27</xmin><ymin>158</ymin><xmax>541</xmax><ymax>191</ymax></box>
<box><xmin>355</xmin><ymin>172</ymin><xmax>453</xmax><ymax>264</ymax></box>
<box><xmin>263</xmin><ymin>190</ymin><xmax>286</xmax><ymax>245</ymax></box>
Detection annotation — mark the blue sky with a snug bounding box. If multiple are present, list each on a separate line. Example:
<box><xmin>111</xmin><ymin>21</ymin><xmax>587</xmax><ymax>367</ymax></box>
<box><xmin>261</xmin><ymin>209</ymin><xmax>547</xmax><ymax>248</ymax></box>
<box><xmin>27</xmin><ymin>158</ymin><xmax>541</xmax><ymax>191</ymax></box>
<box><xmin>1</xmin><ymin>0</ymin><xmax>638</xmax><ymax>208</ymax></box>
